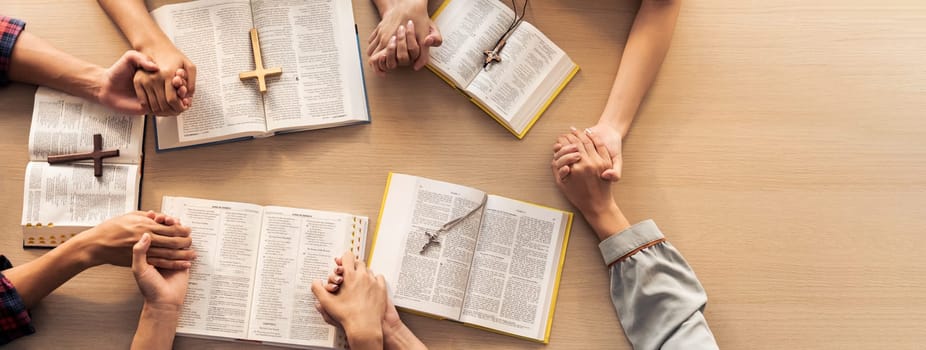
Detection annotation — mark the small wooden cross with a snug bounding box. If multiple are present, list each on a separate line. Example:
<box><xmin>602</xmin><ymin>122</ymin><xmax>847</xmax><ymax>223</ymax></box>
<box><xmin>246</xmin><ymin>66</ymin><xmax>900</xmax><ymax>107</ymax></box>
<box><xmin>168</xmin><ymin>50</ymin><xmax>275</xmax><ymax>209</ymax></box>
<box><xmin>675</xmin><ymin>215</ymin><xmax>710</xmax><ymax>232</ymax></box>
<box><xmin>47</xmin><ymin>133</ymin><xmax>119</xmax><ymax>177</ymax></box>
<box><xmin>483</xmin><ymin>27</ymin><xmax>515</xmax><ymax>70</ymax></box>
<box><xmin>239</xmin><ymin>28</ymin><xmax>282</xmax><ymax>93</ymax></box>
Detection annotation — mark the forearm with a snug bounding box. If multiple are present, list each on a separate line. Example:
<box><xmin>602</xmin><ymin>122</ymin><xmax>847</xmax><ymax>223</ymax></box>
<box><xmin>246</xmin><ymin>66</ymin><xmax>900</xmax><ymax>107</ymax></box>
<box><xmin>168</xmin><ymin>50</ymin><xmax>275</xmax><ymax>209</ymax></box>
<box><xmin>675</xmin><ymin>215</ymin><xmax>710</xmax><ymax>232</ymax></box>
<box><xmin>2</xmin><ymin>238</ymin><xmax>93</xmax><ymax>308</ymax></box>
<box><xmin>384</xmin><ymin>321</ymin><xmax>426</xmax><ymax>350</ymax></box>
<box><xmin>581</xmin><ymin>200</ymin><xmax>632</xmax><ymax>242</ymax></box>
<box><xmin>7</xmin><ymin>31</ymin><xmax>104</xmax><ymax>102</ymax></box>
<box><xmin>98</xmin><ymin>0</ymin><xmax>172</xmax><ymax>54</ymax></box>
<box><xmin>598</xmin><ymin>0</ymin><xmax>681</xmax><ymax>137</ymax></box>
<box><xmin>131</xmin><ymin>304</ymin><xmax>180</xmax><ymax>350</ymax></box>
<box><xmin>601</xmin><ymin>220</ymin><xmax>718</xmax><ymax>350</ymax></box>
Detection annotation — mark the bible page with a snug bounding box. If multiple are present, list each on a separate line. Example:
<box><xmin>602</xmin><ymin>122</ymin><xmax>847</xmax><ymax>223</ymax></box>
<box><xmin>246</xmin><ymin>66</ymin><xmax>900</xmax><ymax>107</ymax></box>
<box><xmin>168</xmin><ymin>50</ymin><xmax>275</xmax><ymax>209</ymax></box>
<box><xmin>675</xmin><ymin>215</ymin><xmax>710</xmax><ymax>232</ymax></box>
<box><xmin>28</xmin><ymin>87</ymin><xmax>143</xmax><ymax>164</ymax></box>
<box><xmin>247</xmin><ymin>206</ymin><xmax>363</xmax><ymax>348</ymax></box>
<box><xmin>370</xmin><ymin>173</ymin><xmax>486</xmax><ymax>320</ymax></box>
<box><xmin>22</xmin><ymin>162</ymin><xmax>139</xmax><ymax>228</ymax></box>
<box><xmin>151</xmin><ymin>0</ymin><xmax>267</xmax><ymax>149</ymax></box>
<box><xmin>466</xmin><ymin>21</ymin><xmax>574</xmax><ymax>134</ymax></box>
<box><xmin>460</xmin><ymin>195</ymin><xmax>570</xmax><ymax>341</ymax></box>
<box><xmin>428</xmin><ymin>0</ymin><xmax>515</xmax><ymax>87</ymax></box>
<box><xmin>161</xmin><ymin>196</ymin><xmax>263</xmax><ymax>340</ymax></box>
<box><xmin>253</xmin><ymin>0</ymin><xmax>369</xmax><ymax>132</ymax></box>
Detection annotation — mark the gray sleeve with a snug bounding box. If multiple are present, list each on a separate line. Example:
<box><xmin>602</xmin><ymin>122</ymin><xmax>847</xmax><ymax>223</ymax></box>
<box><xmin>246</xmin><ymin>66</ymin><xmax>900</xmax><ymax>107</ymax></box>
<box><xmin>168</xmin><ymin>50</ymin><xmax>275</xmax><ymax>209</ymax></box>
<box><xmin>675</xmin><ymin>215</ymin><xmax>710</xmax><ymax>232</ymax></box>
<box><xmin>598</xmin><ymin>220</ymin><xmax>718</xmax><ymax>350</ymax></box>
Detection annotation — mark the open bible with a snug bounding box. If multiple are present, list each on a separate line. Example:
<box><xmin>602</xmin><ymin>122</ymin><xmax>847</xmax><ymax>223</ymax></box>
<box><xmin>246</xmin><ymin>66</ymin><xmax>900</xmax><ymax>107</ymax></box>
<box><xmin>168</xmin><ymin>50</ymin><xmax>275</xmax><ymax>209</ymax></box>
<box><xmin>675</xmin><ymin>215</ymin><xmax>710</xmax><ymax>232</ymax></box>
<box><xmin>427</xmin><ymin>0</ymin><xmax>579</xmax><ymax>139</ymax></box>
<box><xmin>21</xmin><ymin>87</ymin><xmax>144</xmax><ymax>247</ymax></box>
<box><xmin>151</xmin><ymin>0</ymin><xmax>370</xmax><ymax>151</ymax></box>
<box><xmin>161</xmin><ymin>196</ymin><xmax>368</xmax><ymax>349</ymax></box>
<box><xmin>369</xmin><ymin>173</ymin><xmax>573</xmax><ymax>342</ymax></box>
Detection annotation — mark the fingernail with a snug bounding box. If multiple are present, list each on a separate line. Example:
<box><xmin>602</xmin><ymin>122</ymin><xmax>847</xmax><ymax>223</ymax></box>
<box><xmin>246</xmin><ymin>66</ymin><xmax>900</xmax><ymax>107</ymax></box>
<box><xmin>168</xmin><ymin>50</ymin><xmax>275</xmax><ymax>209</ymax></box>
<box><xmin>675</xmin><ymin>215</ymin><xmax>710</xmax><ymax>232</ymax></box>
<box><xmin>569</xmin><ymin>126</ymin><xmax>577</xmax><ymax>131</ymax></box>
<box><xmin>408</xmin><ymin>20</ymin><xmax>413</xmax><ymax>26</ymax></box>
<box><xmin>585</xmin><ymin>128</ymin><xmax>593</xmax><ymax>135</ymax></box>
<box><xmin>331</xmin><ymin>284</ymin><xmax>340</xmax><ymax>291</ymax></box>
<box><xmin>335</xmin><ymin>276</ymin><xmax>343</xmax><ymax>284</ymax></box>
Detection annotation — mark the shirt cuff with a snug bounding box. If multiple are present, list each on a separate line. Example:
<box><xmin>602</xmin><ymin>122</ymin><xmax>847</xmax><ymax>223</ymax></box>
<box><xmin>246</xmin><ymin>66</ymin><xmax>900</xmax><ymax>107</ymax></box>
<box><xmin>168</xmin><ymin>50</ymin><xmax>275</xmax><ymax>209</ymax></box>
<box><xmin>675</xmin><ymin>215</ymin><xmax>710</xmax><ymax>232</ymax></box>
<box><xmin>0</xmin><ymin>16</ymin><xmax>27</xmax><ymax>86</ymax></box>
<box><xmin>0</xmin><ymin>257</ymin><xmax>35</xmax><ymax>345</ymax></box>
<box><xmin>598</xmin><ymin>219</ymin><xmax>666</xmax><ymax>266</ymax></box>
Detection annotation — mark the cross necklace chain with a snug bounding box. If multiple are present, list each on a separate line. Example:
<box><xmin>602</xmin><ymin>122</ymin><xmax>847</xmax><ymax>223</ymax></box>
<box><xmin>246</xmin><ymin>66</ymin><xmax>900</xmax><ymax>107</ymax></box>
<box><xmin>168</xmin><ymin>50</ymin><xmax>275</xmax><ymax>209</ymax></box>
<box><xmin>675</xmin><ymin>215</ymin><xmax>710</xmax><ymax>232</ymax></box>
<box><xmin>419</xmin><ymin>194</ymin><xmax>489</xmax><ymax>254</ymax></box>
<box><xmin>483</xmin><ymin>0</ymin><xmax>530</xmax><ymax>70</ymax></box>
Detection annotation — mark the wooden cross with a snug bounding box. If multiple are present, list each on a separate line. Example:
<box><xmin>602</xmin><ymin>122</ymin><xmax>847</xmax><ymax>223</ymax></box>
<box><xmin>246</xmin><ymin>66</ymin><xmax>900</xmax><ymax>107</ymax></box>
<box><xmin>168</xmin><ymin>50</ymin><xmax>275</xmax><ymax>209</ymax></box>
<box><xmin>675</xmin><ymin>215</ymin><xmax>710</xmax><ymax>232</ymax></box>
<box><xmin>47</xmin><ymin>133</ymin><xmax>120</xmax><ymax>177</ymax></box>
<box><xmin>239</xmin><ymin>28</ymin><xmax>282</xmax><ymax>93</ymax></box>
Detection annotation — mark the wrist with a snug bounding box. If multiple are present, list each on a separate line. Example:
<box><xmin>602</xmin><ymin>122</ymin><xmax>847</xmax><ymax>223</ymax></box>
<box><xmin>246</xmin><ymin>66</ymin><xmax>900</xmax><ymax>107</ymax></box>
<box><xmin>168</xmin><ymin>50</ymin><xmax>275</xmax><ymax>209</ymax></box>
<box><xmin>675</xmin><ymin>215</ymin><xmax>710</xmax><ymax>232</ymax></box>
<box><xmin>346</xmin><ymin>326</ymin><xmax>384</xmax><ymax>350</ymax></box>
<box><xmin>581</xmin><ymin>201</ymin><xmax>630</xmax><ymax>241</ymax></box>
<box><xmin>142</xmin><ymin>302</ymin><xmax>182</xmax><ymax>320</ymax></box>
<box><xmin>384</xmin><ymin>320</ymin><xmax>424</xmax><ymax>350</ymax></box>
<box><xmin>131</xmin><ymin>32</ymin><xmax>171</xmax><ymax>56</ymax></box>
<box><xmin>58</xmin><ymin>232</ymin><xmax>98</xmax><ymax>270</ymax></box>
<box><xmin>66</xmin><ymin>64</ymin><xmax>106</xmax><ymax>104</ymax></box>
<box><xmin>375</xmin><ymin>0</ymin><xmax>427</xmax><ymax>18</ymax></box>
<box><xmin>133</xmin><ymin>302</ymin><xmax>181</xmax><ymax>350</ymax></box>
<box><xmin>594</xmin><ymin>117</ymin><xmax>629</xmax><ymax>139</ymax></box>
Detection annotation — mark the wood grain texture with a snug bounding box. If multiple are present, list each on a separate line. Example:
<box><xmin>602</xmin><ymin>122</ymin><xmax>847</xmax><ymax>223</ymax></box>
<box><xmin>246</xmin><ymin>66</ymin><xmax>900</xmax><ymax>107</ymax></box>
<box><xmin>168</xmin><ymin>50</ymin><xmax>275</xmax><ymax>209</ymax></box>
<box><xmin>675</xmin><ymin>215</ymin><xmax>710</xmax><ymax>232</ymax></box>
<box><xmin>1</xmin><ymin>0</ymin><xmax>925</xmax><ymax>349</ymax></box>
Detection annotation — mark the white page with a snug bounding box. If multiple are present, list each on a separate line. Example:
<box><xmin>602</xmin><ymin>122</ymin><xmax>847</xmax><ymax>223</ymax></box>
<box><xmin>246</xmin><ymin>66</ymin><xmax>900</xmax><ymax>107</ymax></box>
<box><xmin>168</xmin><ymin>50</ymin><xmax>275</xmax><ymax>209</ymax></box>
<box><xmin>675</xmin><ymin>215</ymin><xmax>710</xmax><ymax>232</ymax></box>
<box><xmin>21</xmin><ymin>162</ymin><xmax>139</xmax><ymax>227</ymax></box>
<box><xmin>252</xmin><ymin>0</ymin><xmax>368</xmax><ymax>132</ymax></box>
<box><xmin>28</xmin><ymin>87</ymin><xmax>143</xmax><ymax>163</ymax></box>
<box><xmin>370</xmin><ymin>174</ymin><xmax>485</xmax><ymax>320</ymax></box>
<box><xmin>459</xmin><ymin>195</ymin><xmax>568</xmax><ymax>341</ymax></box>
<box><xmin>162</xmin><ymin>196</ymin><xmax>264</xmax><ymax>340</ymax></box>
<box><xmin>428</xmin><ymin>0</ymin><xmax>514</xmax><ymax>86</ymax></box>
<box><xmin>466</xmin><ymin>22</ymin><xmax>570</xmax><ymax>129</ymax></box>
<box><xmin>246</xmin><ymin>206</ymin><xmax>359</xmax><ymax>348</ymax></box>
<box><xmin>151</xmin><ymin>0</ymin><xmax>267</xmax><ymax>146</ymax></box>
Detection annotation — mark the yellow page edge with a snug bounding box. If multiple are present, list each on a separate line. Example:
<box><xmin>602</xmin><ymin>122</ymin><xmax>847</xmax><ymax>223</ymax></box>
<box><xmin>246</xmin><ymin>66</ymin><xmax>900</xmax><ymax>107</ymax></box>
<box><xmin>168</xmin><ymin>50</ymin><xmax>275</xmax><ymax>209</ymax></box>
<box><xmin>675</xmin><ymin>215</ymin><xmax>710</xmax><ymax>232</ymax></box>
<box><xmin>544</xmin><ymin>211</ymin><xmax>573</xmax><ymax>343</ymax></box>
<box><xmin>520</xmin><ymin>64</ymin><xmax>581</xmax><ymax>139</ymax></box>
<box><xmin>425</xmin><ymin>65</ymin><xmax>523</xmax><ymax>138</ymax></box>
<box><xmin>431</xmin><ymin>0</ymin><xmax>453</xmax><ymax>20</ymax></box>
<box><xmin>367</xmin><ymin>172</ymin><xmax>394</xmax><ymax>264</ymax></box>
<box><xmin>428</xmin><ymin>63</ymin><xmax>582</xmax><ymax>139</ymax></box>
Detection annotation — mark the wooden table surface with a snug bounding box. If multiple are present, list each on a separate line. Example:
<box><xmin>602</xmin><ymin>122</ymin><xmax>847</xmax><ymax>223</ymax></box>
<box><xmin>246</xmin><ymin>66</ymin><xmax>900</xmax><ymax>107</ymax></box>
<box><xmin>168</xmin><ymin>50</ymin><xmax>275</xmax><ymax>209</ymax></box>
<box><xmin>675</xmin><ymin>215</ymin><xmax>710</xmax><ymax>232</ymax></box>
<box><xmin>2</xmin><ymin>0</ymin><xmax>925</xmax><ymax>349</ymax></box>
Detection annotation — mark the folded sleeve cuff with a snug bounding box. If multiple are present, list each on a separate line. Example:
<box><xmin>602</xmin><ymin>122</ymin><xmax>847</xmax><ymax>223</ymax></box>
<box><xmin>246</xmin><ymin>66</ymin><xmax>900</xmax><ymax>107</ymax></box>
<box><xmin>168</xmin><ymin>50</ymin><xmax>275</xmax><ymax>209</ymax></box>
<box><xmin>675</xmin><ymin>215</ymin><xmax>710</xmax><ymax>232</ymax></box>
<box><xmin>598</xmin><ymin>219</ymin><xmax>666</xmax><ymax>266</ymax></box>
<box><xmin>0</xmin><ymin>16</ymin><xmax>27</xmax><ymax>86</ymax></box>
<box><xmin>0</xmin><ymin>257</ymin><xmax>35</xmax><ymax>345</ymax></box>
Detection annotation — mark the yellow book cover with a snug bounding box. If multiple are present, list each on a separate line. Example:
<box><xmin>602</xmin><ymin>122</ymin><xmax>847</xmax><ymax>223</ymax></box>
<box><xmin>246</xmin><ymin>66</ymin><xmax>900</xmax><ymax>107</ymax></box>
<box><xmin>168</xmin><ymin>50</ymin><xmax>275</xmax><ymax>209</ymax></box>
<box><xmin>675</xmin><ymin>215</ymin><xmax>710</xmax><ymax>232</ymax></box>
<box><xmin>425</xmin><ymin>0</ymin><xmax>579</xmax><ymax>139</ymax></box>
<box><xmin>370</xmin><ymin>173</ymin><xmax>573</xmax><ymax>343</ymax></box>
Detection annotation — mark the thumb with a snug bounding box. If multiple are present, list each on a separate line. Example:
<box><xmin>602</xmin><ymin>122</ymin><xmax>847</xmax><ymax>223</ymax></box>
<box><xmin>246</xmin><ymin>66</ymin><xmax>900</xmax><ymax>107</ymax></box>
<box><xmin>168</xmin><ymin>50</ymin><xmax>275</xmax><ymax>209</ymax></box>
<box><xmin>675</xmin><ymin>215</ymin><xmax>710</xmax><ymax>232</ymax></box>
<box><xmin>601</xmin><ymin>169</ymin><xmax>621</xmax><ymax>182</ymax></box>
<box><xmin>132</xmin><ymin>233</ymin><xmax>152</xmax><ymax>275</ymax></box>
<box><xmin>121</xmin><ymin>50</ymin><xmax>159</xmax><ymax>73</ymax></box>
<box><xmin>311</xmin><ymin>279</ymin><xmax>333</xmax><ymax>304</ymax></box>
<box><xmin>426</xmin><ymin>23</ymin><xmax>443</xmax><ymax>47</ymax></box>
<box><xmin>108</xmin><ymin>99</ymin><xmax>147</xmax><ymax>115</ymax></box>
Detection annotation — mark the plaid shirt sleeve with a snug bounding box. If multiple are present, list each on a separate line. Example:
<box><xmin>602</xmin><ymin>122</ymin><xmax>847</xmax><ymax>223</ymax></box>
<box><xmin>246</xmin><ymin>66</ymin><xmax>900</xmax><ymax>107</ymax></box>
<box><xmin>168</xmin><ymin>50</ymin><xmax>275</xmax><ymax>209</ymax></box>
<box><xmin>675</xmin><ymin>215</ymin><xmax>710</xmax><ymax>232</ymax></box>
<box><xmin>0</xmin><ymin>16</ymin><xmax>26</xmax><ymax>87</ymax></box>
<box><xmin>0</xmin><ymin>256</ymin><xmax>35</xmax><ymax>345</ymax></box>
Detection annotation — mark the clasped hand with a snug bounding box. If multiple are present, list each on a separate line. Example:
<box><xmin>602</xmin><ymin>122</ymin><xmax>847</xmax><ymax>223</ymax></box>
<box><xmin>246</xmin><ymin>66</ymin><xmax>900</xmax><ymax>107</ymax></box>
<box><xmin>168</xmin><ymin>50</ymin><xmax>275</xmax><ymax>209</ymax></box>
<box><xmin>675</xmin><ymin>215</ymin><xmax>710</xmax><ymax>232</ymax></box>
<box><xmin>74</xmin><ymin>211</ymin><xmax>194</xmax><ymax>270</ymax></box>
<box><xmin>368</xmin><ymin>0</ymin><xmax>443</xmax><ymax>74</ymax></box>
<box><xmin>96</xmin><ymin>49</ymin><xmax>195</xmax><ymax>116</ymax></box>
<box><xmin>551</xmin><ymin>128</ymin><xmax>618</xmax><ymax>216</ymax></box>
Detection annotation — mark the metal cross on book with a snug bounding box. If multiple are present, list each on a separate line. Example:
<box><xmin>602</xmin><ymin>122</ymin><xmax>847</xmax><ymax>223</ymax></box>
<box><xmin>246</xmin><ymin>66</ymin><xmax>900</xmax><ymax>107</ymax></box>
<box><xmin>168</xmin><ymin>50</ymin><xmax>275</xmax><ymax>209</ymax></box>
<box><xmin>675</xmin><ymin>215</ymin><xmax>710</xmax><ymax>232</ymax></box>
<box><xmin>239</xmin><ymin>28</ymin><xmax>283</xmax><ymax>93</ymax></box>
<box><xmin>47</xmin><ymin>133</ymin><xmax>119</xmax><ymax>177</ymax></box>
